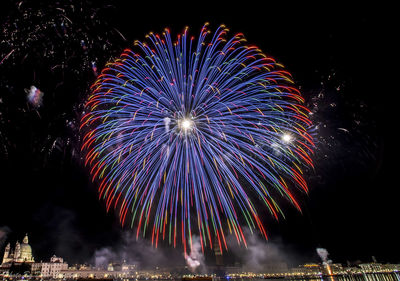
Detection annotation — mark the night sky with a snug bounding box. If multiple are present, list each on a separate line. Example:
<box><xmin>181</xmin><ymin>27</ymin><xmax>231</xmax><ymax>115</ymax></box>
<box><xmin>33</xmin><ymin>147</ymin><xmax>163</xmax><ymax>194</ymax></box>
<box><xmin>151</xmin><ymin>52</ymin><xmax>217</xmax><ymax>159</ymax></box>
<box><xmin>0</xmin><ymin>1</ymin><xmax>394</xmax><ymax>268</ymax></box>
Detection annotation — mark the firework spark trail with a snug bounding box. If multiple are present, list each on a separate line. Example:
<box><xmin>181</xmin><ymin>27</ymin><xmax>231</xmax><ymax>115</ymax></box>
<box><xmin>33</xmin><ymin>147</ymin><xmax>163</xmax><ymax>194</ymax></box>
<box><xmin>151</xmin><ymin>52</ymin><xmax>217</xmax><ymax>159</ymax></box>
<box><xmin>0</xmin><ymin>49</ymin><xmax>15</xmax><ymax>65</ymax></box>
<box><xmin>81</xmin><ymin>24</ymin><xmax>314</xmax><ymax>254</ymax></box>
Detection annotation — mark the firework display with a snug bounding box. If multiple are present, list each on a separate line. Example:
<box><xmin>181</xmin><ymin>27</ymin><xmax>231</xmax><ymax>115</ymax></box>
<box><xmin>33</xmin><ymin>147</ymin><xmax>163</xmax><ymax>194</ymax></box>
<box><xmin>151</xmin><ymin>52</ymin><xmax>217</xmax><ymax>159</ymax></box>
<box><xmin>81</xmin><ymin>24</ymin><xmax>314</xmax><ymax>253</ymax></box>
<box><xmin>0</xmin><ymin>0</ymin><xmax>126</xmax><ymax>161</ymax></box>
<box><xmin>25</xmin><ymin>85</ymin><xmax>44</xmax><ymax>108</ymax></box>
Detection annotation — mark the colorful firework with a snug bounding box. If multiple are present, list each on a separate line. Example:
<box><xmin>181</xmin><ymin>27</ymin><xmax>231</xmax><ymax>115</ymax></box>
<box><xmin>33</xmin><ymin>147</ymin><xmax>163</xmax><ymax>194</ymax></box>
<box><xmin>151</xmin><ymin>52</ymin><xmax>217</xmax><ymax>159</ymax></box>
<box><xmin>25</xmin><ymin>85</ymin><xmax>44</xmax><ymax>108</ymax></box>
<box><xmin>81</xmin><ymin>24</ymin><xmax>314</xmax><ymax>254</ymax></box>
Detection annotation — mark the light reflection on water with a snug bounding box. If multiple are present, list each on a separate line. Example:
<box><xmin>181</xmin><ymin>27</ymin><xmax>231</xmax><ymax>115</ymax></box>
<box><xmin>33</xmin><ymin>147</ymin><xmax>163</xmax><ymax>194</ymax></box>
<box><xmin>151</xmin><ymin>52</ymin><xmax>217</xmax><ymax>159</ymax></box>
<box><xmin>260</xmin><ymin>273</ymin><xmax>400</xmax><ymax>281</ymax></box>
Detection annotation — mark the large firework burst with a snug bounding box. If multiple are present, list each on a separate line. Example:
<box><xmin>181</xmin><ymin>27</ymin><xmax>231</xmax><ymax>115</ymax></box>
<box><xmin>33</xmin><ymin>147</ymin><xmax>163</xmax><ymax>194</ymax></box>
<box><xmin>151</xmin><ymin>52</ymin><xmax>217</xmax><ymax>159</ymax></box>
<box><xmin>81</xmin><ymin>24</ymin><xmax>314</xmax><ymax>253</ymax></box>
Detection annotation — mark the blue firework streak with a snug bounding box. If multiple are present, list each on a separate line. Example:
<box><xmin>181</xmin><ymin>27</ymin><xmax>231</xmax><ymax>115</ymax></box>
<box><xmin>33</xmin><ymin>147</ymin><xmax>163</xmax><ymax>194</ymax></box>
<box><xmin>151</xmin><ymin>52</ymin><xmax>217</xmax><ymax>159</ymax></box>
<box><xmin>81</xmin><ymin>24</ymin><xmax>314</xmax><ymax>254</ymax></box>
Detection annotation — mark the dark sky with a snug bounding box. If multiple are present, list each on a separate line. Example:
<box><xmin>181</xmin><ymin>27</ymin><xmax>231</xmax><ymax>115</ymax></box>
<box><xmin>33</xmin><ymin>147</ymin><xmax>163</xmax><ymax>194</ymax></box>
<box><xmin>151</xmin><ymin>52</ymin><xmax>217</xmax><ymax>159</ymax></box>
<box><xmin>0</xmin><ymin>1</ymin><xmax>393</xmax><ymax>268</ymax></box>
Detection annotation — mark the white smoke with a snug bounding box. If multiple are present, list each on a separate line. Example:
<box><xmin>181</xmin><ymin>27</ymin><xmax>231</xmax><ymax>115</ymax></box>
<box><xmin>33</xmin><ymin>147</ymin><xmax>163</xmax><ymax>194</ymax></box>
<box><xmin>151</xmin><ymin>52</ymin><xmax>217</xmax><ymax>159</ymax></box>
<box><xmin>227</xmin><ymin>228</ymin><xmax>292</xmax><ymax>273</ymax></box>
<box><xmin>94</xmin><ymin>247</ymin><xmax>117</xmax><ymax>268</ymax></box>
<box><xmin>93</xmin><ymin>232</ymin><xmax>184</xmax><ymax>269</ymax></box>
<box><xmin>316</xmin><ymin>248</ymin><xmax>332</xmax><ymax>265</ymax></box>
<box><xmin>0</xmin><ymin>226</ymin><xmax>11</xmax><ymax>247</ymax></box>
<box><xmin>185</xmin><ymin>236</ymin><xmax>205</xmax><ymax>272</ymax></box>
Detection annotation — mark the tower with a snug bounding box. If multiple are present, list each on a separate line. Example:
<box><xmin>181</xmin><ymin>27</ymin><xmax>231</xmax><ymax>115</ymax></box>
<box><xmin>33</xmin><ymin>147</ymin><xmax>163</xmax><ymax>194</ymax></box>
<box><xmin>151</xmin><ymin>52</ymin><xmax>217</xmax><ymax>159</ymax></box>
<box><xmin>23</xmin><ymin>234</ymin><xmax>28</xmax><ymax>244</ymax></box>
<box><xmin>14</xmin><ymin>241</ymin><xmax>21</xmax><ymax>261</ymax></box>
<box><xmin>214</xmin><ymin>239</ymin><xmax>223</xmax><ymax>266</ymax></box>
<box><xmin>213</xmin><ymin>239</ymin><xmax>225</xmax><ymax>277</ymax></box>
<box><xmin>2</xmin><ymin>243</ymin><xmax>11</xmax><ymax>264</ymax></box>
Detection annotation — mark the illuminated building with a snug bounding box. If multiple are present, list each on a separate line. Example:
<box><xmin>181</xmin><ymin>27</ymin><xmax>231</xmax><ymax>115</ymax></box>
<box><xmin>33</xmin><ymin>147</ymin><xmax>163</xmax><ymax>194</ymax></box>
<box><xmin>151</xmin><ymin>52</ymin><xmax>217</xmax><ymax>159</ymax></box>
<box><xmin>329</xmin><ymin>263</ymin><xmax>344</xmax><ymax>274</ymax></box>
<box><xmin>1</xmin><ymin>234</ymin><xmax>34</xmax><ymax>265</ymax></box>
<box><xmin>59</xmin><ymin>263</ymin><xmax>148</xmax><ymax>280</ymax></box>
<box><xmin>291</xmin><ymin>263</ymin><xmax>321</xmax><ymax>274</ymax></box>
<box><xmin>31</xmin><ymin>255</ymin><xmax>68</xmax><ymax>278</ymax></box>
<box><xmin>359</xmin><ymin>262</ymin><xmax>384</xmax><ymax>272</ymax></box>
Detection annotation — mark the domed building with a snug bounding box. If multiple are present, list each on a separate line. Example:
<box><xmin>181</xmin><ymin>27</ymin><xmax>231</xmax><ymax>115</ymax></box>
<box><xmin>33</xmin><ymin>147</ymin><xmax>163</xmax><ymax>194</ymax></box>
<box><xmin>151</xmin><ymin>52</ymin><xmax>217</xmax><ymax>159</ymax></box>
<box><xmin>19</xmin><ymin>234</ymin><xmax>34</xmax><ymax>262</ymax></box>
<box><xmin>1</xmin><ymin>234</ymin><xmax>35</xmax><ymax>265</ymax></box>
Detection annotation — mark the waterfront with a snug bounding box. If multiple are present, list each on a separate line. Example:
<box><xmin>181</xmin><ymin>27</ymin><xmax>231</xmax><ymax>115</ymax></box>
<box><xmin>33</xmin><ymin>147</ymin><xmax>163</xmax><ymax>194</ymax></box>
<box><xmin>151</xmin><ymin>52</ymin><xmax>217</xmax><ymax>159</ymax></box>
<box><xmin>2</xmin><ymin>274</ymin><xmax>400</xmax><ymax>281</ymax></box>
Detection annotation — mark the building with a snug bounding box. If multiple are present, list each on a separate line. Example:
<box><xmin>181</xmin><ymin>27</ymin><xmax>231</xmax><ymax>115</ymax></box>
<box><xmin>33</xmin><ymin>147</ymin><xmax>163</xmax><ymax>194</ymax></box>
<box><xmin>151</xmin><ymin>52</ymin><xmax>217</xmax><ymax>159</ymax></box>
<box><xmin>214</xmin><ymin>239</ymin><xmax>223</xmax><ymax>266</ymax></box>
<box><xmin>1</xmin><ymin>233</ymin><xmax>69</xmax><ymax>278</ymax></box>
<box><xmin>60</xmin><ymin>263</ymin><xmax>141</xmax><ymax>280</ymax></box>
<box><xmin>329</xmin><ymin>263</ymin><xmax>344</xmax><ymax>274</ymax></box>
<box><xmin>1</xmin><ymin>234</ymin><xmax>34</xmax><ymax>265</ymax></box>
<box><xmin>291</xmin><ymin>263</ymin><xmax>321</xmax><ymax>275</ymax></box>
<box><xmin>32</xmin><ymin>255</ymin><xmax>68</xmax><ymax>278</ymax></box>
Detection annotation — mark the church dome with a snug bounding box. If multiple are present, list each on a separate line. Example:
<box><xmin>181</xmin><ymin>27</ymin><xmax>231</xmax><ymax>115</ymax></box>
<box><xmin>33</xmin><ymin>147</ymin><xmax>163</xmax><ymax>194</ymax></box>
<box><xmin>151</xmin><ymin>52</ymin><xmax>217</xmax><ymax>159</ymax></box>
<box><xmin>2</xmin><ymin>234</ymin><xmax>35</xmax><ymax>264</ymax></box>
<box><xmin>20</xmin><ymin>243</ymin><xmax>32</xmax><ymax>256</ymax></box>
<box><xmin>19</xmin><ymin>234</ymin><xmax>34</xmax><ymax>262</ymax></box>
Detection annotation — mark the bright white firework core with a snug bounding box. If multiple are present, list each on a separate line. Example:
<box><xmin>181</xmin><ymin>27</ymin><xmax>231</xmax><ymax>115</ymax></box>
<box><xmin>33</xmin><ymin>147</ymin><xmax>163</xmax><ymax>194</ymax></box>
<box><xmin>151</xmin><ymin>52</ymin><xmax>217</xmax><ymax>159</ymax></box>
<box><xmin>180</xmin><ymin>118</ymin><xmax>193</xmax><ymax>130</ymax></box>
<box><xmin>282</xmin><ymin>133</ymin><xmax>292</xmax><ymax>143</ymax></box>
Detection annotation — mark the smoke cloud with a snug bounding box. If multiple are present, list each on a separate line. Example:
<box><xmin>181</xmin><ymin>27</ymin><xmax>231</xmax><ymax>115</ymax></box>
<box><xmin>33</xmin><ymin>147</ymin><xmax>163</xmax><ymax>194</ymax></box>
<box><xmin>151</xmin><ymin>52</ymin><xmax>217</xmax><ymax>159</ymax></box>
<box><xmin>0</xmin><ymin>226</ymin><xmax>11</xmax><ymax>247</ymax></box>
<box><xmin>93</xmin><ymin>231</ymin><xmax>185</xmax><ymax>269</ymax></box>
<box><xmin>94</xmin><ymin>247</ymin><xmax>118</xmax><ymax>268</ymax></box>
<box><xmin>227</xmin><ymin>228</ymin><xmax>297</xmax><ymax>272</ymax></box>
<box><xmin>316</xmin><ymin>248</ymin><xmax>332</xmax><ymax>264</ymax></box>
<box><xmin>184</xmin><ymin>236</ymin><xmax>205</xmax><ymax>272</ymax></box>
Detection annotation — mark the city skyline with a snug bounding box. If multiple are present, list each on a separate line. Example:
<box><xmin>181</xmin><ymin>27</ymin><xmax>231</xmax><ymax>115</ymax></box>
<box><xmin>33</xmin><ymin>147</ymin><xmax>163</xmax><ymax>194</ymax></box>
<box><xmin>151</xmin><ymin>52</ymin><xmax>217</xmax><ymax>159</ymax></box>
<box><xmin>1</xmin><ymin>231</ymin><xmax>394</xmax><ymax>270</ymax></box>
<box><xmin>1</xmin><ymin>232</ymin><xmax>398</xmax><ymax>275</ymax></box>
